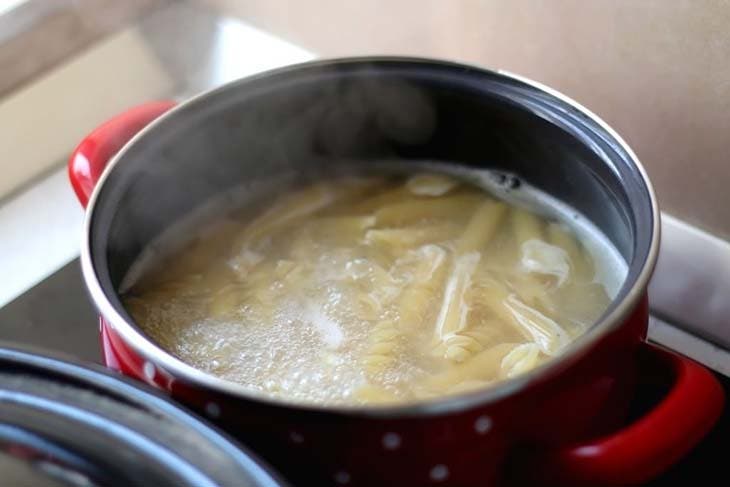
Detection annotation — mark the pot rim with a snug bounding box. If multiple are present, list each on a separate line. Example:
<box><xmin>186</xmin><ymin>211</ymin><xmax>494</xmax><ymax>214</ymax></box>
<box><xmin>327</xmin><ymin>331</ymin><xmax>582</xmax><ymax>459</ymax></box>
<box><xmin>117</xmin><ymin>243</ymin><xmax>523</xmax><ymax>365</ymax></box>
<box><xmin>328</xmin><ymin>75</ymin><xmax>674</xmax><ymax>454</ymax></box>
<box><xmin>0</xmin><ymin>344</ymin><xmax>288</xmax><ymax>486</ymax></box>
<box><xmin>79</xmin><ymin>56</ymin><xmax>660</xmax><ymax>418</ymax></box>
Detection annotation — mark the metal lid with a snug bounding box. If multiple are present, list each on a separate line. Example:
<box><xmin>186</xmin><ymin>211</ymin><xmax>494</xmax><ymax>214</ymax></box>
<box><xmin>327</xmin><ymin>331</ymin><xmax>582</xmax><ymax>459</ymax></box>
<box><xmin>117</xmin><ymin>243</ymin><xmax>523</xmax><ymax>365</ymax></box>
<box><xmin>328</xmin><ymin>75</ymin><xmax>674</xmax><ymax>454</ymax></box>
<box><xmin>0</xmin><ymin>345</ymin><xmax>287</xmax><ymax>487</ymax></box>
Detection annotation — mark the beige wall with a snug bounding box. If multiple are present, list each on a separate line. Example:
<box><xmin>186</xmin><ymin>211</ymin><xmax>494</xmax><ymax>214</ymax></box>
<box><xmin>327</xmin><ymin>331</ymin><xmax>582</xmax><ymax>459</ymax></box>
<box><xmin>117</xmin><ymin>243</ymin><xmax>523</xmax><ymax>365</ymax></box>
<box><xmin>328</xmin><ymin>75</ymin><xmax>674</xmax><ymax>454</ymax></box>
<box><xmin>204</xmin><ymin>0</ymin><xmax>730</xmax><ymax>239</ymax></box>
<box><xmin>0</xmin><ymin>0</ymin><xmax>168</xmax><ymax>99</ymax></box>
<box><xmin>0</xmin><ymin>27</ymin><xmax>175</xmax><ymax>199</ymax></box>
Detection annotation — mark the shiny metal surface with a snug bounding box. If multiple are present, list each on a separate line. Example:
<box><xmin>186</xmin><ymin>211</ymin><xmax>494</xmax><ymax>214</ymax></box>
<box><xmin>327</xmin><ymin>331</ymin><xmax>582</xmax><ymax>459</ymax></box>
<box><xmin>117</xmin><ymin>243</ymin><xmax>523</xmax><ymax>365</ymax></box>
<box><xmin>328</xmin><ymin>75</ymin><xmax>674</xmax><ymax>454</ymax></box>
<box><xmin>650</xmin><ymin>214</ymin><xmax>730</xmax><ymax>349</ymax></box>
<box><xmin>204</xmin><ymin>0</ymin><xmax>730</xmax><ymax>241</ymax></box>
<box><xmin>79</xmin><ymin>56</ymin><xmax>660</xmax><ymax>416</ymax></box>
<box><xmin>0</xmin><ymin>346</ymin><xmax>288</xmax><ymax>487</ymax></box>
<box><xmin>0</xmin><ymin>454</ymin><xmax>77</xmax><ymax>487</ymax></box>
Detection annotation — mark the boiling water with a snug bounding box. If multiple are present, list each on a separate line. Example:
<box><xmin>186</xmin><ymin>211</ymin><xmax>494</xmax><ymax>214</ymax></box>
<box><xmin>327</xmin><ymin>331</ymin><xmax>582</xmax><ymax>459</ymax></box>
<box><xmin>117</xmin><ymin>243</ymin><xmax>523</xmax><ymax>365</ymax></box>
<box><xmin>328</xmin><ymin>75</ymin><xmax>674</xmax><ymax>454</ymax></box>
<box><xmin>123</xmin><ymin>165</ymin><xmax>627</xmax><ymax>405</ymax></box>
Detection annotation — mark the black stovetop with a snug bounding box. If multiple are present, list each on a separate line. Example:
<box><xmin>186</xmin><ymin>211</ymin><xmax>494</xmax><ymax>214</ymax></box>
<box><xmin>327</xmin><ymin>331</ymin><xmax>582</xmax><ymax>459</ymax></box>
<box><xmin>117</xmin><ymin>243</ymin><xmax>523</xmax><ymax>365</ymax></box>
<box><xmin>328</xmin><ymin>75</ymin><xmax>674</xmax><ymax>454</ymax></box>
<box><xmin>0</xmin><ymin>259</ymin><xmax>726</xmax><ymax>485</ymax></box>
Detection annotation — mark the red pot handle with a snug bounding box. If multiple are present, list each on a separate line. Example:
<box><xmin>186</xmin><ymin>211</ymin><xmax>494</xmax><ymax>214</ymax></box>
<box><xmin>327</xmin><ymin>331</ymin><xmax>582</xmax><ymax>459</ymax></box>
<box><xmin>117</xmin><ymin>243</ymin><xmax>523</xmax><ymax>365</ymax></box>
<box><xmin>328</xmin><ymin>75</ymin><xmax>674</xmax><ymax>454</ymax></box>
<box><xmin>539</xmin><ymin>342</ymin><xmax>724</xmax><ymax>486</ymax></box>
<box><xmin>68</xmin><ymin>101</ymin><xmax>176</xmax><ymax>208</ymax></box>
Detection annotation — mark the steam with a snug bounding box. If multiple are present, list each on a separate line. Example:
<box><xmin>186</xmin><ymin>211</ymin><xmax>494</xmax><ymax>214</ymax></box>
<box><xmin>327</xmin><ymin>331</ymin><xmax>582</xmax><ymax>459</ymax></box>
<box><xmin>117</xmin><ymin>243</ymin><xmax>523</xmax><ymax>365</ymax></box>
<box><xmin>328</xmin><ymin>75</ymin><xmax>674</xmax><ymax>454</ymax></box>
<box><xmin>117</xmin><ymin>68</ymin><xmax>441</xmax><ymax>291</ymax></box>
<box><xmin>314</xmin><ymin>76</ymin><xmax>437</xmax><ymax>156</ymax></box>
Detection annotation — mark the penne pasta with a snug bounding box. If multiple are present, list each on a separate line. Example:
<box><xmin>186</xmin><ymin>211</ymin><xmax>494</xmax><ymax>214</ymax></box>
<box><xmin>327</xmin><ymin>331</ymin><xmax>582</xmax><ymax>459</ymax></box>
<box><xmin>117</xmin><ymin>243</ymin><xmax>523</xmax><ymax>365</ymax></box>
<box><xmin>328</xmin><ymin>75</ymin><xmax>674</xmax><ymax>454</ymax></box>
<box><xmin>502</xmin><ymin>294</ymin><xmax>570</xmax><ymax>355</ymax></box>
<box><xmin>433</xmin><ymin>251</ymin><xmax>481</xmax><ymax>341</ymax></box>
<box><xmin>508</xmin><ymin>209</ymin><xmax>568</xmax><ymax>317</ymax></box>
<box><xmin>506</xmin><ymin>273</ymin><xmax>558</xmax><ymax>315</ymax></box>
<box><xmin>547</xmin><ymin>222</ymin><xmax>594</xmax><ymax>282</ymax></box>
<box><xmin>445</xmin><ymin>379</ymin><xmax>492</xmax><ymax>395</ymax></box>
<box><xmin>209</xmin><ymin>284</ymin><xmax>247</xmax><ymax>317</ymax></box>
<box><xmin>420</xmin><ymin>343</ymin><xmax>519</xmax><ymax>391</ymax></box>
<box><xmin>546</xmin><ymin>222</ymin><xmax>581</xmax><ymax>264</ymax></box>
<box><xmin>233</xmin><ymin>183</ymin><xmax>336</xmax><ymax>248</ymax></box>
<box><xmin>374</xmin><ymin>193</ymin><xmax>482</xmax><ymax>226</ymax></box>
<box><xmin>354</xmin><ymin>384</ymin><xmax>400</xmax><ymax>404</ymax></box>
<box><xmin>364</xmin><ymin>222</ymin><xmax>458</xmax><ymax>249</ymax></box>
<box><xmin>473</xmin><ymin>277</ymin><xmax>569</xmax><ymax>355</ymax></box>
<box><xmin>518</xmin><ymin>239</ymin><xmax>570</xmax><ymax>287</ymax></box>
<box><xmin>350</xmin><ymin>185</ymin><xmax>411</xmax><ymax>213</ymax></box>
<box><xmin>511</xmin><ymin>207</ymin><xmax>544</xmax><ymax>245</ymax></box>
<box><xmin>406</xmin><ymin>173</ymin><xmax>460</xmax><ymax>196</ymax></box>
<box><xmin>443</xmin><ymin>334</ymin><xmax>484</xmax><ymax>363</ymax></box>
<box><xmin>309</xmin><ymin>215</ymin><xmax>376</xmax><ymax>245</ymax></box>
<box><xmin>500</xmin><ymin>343</ymin><xmax>542</xmax><ymax>378</ymax></box>
<box><xmin>456</xmin><ymin>200</ymin><xmax>507</xmax><ymax>255</ymax></box>
<box><xmin>432</xmin><ymin>200</ymin><xmax>507</xmax><ymax>362</ymax></box>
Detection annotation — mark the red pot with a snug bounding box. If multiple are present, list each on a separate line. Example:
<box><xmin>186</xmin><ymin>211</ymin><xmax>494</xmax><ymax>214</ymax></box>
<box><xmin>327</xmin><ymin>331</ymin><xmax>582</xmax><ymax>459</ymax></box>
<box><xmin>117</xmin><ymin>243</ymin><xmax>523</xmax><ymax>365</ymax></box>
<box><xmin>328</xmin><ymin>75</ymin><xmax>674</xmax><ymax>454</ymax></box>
<box><xmin>69</xmin><ymin>58</ymin><xmax>723</xmax><ymax>486</ymax></box>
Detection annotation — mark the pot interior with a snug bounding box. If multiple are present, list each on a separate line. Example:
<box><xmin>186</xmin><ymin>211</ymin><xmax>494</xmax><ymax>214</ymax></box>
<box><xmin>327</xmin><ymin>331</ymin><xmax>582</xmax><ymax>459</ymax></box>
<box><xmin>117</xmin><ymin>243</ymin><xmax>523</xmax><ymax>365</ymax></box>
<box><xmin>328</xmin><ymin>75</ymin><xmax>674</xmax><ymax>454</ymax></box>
<box><xmin>89</xmin><ymin>58</ymin><xmax>654</xmax><ymax>338</ymax></box>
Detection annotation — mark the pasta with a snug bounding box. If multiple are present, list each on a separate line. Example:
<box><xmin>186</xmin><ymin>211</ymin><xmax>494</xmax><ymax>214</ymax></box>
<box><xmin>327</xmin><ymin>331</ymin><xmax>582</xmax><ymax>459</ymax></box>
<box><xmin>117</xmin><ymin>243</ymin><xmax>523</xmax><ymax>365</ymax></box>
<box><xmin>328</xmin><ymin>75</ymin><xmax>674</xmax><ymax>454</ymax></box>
<box><xmin>374</xmin><ymin>193</ymin><xmax>482</xmax><ymax>226</ymax></box>
<box><xmin>510</xmin><ymin>206</ymin><xmax>563</xmax><ymax>313</ymax></box>
<box><xmin>500</xmin><ymin>343</ymin><xmax>541</xmax><ymax>379</ymax></box>
<box><xmin>511</xmin><ymin>208</ymin><xmax>544</xmax><ymax>245</ymax></box>
<box><xmin>364</xmin><ymin>245</ymin><xmax>448</xmax><ymax>375</ymax></box>
<box><xmin>392</xmin><ymin>244</ymin><xmax>448</xmax><ymax>330</ymax></box>
<box><xmin>432</xmin><ymin>200</ymin><xmax>506</xmax><ymax>362</ymax></box>
<box><xmin>124</xmin><ymin>171</ymin><xmax>622</xmax><ymax>405</ymax></box>
<box><xmin>209</xmin><ymin>284</ymin><xmax>247</xmax><ymax>317</ymax></box>
<box><xmin>433</xmin><ymin>252</ymin><xmax>481</xmax><ymax>349</ymax></box>
<box><xmin>456</xmin><ymin>200</ymin><xmax>507</xmax><ymax>255</ymax></box>
<box><xmin>233</xmin><ymin>183</ymin><xmax>336</xmax><ymax>248</ymax></box>
<box><xmin>420</xmin><ymin>343</ymin><xmax>519</xmax><ymax>392</ymax></box>
<box><xmin>364</xmin><ymin>320</ymin><xmax>400</xmax><ymax>374</ymax></box>
<box><xmin>547</xmin><ymin>222</ymin><xmax>593</xmax><ymax>282</ymax></box>
<box><xmin>406</xmin><ymin>173</ymin><xmax>460</xmax><ymax>196</ymax></box>
<box><xmin>364</xmin><ymin>222</ymin><xmax>457</xmax><ymax>250</ymax></box>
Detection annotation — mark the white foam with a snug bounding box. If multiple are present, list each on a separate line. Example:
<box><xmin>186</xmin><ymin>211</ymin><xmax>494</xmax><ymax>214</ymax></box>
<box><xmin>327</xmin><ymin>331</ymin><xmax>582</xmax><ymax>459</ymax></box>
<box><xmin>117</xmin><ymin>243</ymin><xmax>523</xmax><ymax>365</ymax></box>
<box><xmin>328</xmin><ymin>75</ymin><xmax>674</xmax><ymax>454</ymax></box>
<box><xmin>302</xmin><ymin>302</ymin><xmax>345</xmax><ymax>349</ymax></box>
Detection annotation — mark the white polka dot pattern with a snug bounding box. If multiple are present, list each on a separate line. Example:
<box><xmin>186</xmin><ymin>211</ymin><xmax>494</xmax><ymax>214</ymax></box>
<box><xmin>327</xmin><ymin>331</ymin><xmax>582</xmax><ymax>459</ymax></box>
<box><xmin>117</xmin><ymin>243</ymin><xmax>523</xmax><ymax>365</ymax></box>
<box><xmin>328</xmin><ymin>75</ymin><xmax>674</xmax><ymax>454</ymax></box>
<box><xmin>143</xmin><ymin>361</ymin><xmax>155</xmax><ymax>381</ymax></box>
<box><xmin>334</xmin><ymin>471</ymin><xmax>351</xmax><ymax>485</ymax></box>
<box><xmin>382</xmin><ymin>432</ymin><xmax>402</xmax><ymax>450</ymax></box>
<box><xmin>430</xmin><ymin>464</ymin><xmax>449</xmax><ymax>482</ymax></box>
<box><xmin>474</xmin><ymin>415</ymin><xmax>492</xmax><ymax>434</ymax></box>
